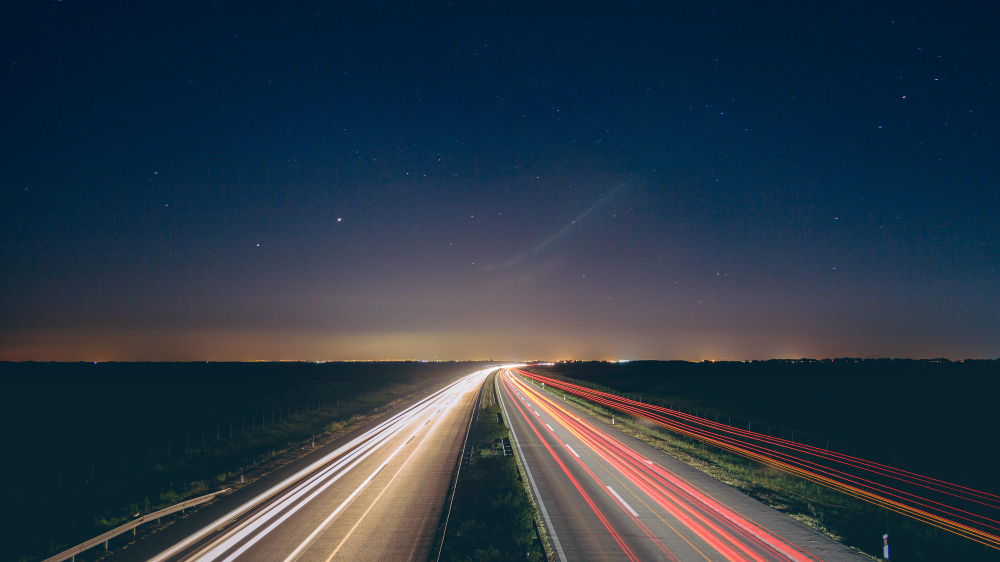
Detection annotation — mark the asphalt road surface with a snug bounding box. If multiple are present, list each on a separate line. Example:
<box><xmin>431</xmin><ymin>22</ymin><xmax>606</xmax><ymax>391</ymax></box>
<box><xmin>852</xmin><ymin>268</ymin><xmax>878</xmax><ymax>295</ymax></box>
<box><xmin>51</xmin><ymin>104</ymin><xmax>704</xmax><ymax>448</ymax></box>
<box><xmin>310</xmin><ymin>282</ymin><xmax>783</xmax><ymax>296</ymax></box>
<box><xmin>497</xmin><ymin>369</ymin><xmax>870</xmax><ymax>562</ymax></box>
<box><xmin>119</xmin><ymin>367</ymin><xmax>490</xmax><ymax>562</ymax></box>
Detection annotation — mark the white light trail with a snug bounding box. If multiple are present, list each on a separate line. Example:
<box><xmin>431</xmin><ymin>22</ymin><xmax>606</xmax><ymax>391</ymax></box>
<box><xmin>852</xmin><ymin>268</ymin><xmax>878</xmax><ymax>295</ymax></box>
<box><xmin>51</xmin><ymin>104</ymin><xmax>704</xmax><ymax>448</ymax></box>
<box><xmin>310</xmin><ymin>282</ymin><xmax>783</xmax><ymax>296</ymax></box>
<box><xmin>151</xmin><ymin>368</ymin><xmax>494</xmax><ymax>562</ymax></box>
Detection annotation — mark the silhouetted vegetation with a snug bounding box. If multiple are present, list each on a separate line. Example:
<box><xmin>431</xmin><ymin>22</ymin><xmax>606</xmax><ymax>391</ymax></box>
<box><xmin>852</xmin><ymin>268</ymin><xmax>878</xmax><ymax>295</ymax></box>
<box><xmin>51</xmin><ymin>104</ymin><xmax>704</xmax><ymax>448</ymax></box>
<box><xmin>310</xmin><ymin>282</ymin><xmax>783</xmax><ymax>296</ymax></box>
<box><xmin>0</xmin><ymin>361</ymin><xmax>481</xmax><ymax>562</ymax></box>
<box><xmin>528</xmin><ymin>360</ymin><xmax>1000</xmax><ymax>561</ymax></box>
<box><xmin>441</xmin><ymin>377</ymin><xmax>545</xmax><ymax>562</ymax></box>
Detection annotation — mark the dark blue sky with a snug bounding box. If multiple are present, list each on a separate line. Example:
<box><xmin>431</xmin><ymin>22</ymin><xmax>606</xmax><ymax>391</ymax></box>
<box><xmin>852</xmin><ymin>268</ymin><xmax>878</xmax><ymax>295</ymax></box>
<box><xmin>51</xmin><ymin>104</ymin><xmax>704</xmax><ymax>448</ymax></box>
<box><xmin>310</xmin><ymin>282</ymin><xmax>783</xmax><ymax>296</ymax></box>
<box><xmin>1</xmin><ymin>1</ymin><xmax>997</xmax><ymax>360</ymax></box>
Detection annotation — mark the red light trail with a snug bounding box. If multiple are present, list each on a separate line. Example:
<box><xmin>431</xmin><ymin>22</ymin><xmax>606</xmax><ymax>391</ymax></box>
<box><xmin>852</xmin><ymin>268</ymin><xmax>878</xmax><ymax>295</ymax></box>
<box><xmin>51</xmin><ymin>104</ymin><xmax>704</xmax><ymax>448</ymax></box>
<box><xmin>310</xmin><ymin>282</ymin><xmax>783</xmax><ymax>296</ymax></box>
<box><xmin>501</xmin><ymin>369</ymin><xmax>826</xmax><ymax>561</ymax></box>
<box><xmin>513</xmin><ymin>368</ymin><xmax>1000</xmax><ymax>551</ymax></box>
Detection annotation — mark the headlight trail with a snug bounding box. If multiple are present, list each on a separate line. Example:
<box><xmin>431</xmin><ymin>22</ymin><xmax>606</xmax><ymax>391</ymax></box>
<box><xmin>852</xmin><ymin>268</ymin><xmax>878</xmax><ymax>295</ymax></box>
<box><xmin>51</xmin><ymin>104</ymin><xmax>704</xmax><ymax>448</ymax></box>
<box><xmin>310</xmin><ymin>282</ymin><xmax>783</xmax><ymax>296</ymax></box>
<box><xmin>514</xmin><ymin>368</ymin><xmax>1000</xmax><ymax>551</ymax></box>
<box><xmin>150</xmin><ymin>368</ymin><xmax>493</xmax><ymax>562</ymax></box>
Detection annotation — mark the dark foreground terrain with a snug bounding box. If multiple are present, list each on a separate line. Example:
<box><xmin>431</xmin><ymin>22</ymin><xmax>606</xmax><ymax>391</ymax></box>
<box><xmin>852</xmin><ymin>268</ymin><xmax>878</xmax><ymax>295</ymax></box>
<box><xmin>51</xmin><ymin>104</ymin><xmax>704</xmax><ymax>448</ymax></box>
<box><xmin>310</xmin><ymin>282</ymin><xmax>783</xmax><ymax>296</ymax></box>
<box><xmin>0</xmin><ymin>361</ymin><xmax>483</xmax><ymax>562</ymax></box>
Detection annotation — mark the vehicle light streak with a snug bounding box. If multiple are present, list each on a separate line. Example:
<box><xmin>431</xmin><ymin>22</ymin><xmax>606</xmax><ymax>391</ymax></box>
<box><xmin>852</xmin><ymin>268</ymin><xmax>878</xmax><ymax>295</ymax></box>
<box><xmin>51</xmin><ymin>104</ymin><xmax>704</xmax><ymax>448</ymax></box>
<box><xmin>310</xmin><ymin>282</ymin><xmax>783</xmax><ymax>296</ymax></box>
<box><xmin>505</xmin><ymin>372</ymin><xmax>815</xmax><ymax>562</ymax></box>
<box><xmin>515</xmin><ymin>369</ymin><xmax>1000</xmax><ymax>551</ymax></box>
<box><xmin>282</xmin><ymin>387</ymin><xmax>461</xmax><ymax>562</ymax></box>
<box><xmin>506</xmin><ymin>374</ymin><xmax>688</xmax><ymax>561</ymax></box>
<box><xmin>501</xmin><ymin>372</ymin><xmax>641</xmax><ymax>561</ymax></box>
<box><xmin>152</xmin><ymin>368</ymin><xmax>491</xmax><ymax>562</ymax></box>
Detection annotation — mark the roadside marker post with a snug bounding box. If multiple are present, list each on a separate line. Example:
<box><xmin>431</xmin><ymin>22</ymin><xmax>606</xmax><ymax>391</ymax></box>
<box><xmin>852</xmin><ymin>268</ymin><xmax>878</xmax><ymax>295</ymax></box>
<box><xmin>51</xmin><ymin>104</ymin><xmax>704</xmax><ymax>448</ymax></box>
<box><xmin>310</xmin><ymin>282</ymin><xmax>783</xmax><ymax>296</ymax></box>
<box><xmin>883</xmin><ymin>533</ymin><xmax>889</xmax><ymax>559</ymax></box>
<box><xmin>612</xmin><ymin>415</ymin><xmax>615</xmax><ymax>425</ymax></box>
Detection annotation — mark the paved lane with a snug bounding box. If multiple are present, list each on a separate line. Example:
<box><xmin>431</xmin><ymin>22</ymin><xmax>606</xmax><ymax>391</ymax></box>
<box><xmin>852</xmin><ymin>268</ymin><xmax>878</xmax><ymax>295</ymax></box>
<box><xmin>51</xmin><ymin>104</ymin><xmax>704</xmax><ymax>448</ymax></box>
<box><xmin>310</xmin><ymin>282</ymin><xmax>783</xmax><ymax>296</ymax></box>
<box><xmin>146</xmin><ymin>367</ymin><xmax>491</xmax><ymax>562</ymax></box>
<box><xmin>498</xmin><ymin>369</ymin><xmax>868</xmax><ymax>562</ymax></box>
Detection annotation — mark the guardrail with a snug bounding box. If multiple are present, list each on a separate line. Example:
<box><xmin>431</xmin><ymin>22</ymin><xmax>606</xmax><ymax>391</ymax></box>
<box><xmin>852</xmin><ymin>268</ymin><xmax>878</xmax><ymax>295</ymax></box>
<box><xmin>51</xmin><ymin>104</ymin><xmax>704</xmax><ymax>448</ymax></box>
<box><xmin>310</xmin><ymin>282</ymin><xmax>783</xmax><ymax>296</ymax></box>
<box><xmin>43</xmin><ymin>488</ymin><xmax>230</xmax><ymax>562</ymax></box>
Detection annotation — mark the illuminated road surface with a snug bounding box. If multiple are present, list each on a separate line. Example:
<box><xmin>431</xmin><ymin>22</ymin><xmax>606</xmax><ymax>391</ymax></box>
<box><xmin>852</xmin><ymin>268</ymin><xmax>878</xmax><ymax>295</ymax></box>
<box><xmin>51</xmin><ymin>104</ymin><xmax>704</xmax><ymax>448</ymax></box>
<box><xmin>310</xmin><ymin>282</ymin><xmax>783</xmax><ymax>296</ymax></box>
<box><xmin>498</xmin><ymin>369</ymin><xmax>869</xmax><ymax>562</ymax></box>
<box><xmin>137</xmin><ymin>368</ymin><xmax>490</xmax><ymax>562</ymax></box>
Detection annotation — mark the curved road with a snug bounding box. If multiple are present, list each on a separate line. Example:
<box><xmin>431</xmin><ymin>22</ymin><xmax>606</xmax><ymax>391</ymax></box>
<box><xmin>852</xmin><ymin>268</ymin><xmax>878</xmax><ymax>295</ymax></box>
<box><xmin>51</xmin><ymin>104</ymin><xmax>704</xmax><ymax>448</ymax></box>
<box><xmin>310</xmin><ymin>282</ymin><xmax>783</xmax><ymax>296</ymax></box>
<box><xmin>498</xmin><ymin>369</ymin><xmax>869</xmax><ymax>562</ymax></box>
<box><xmin>118</xmin><ymin>367</ymin><xmax>491</xmax><ymax>562</ymax></box>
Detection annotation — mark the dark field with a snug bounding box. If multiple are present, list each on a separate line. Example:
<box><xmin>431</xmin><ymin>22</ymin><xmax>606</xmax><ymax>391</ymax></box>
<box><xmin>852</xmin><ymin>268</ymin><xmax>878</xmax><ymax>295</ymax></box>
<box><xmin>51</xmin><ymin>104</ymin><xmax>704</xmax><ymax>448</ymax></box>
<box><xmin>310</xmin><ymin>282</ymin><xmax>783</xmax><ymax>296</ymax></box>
<box><xmin>530</xmin><ymin>360</ymin><xmax>999</xmax><ymax>491</ymax></box>
<box><xmin>0</xmin><ymin>361</ymin><xmax>483</xmax><ymax>562</ymax></box>
<box><xmin>528</xmin><ymin>359</ymin><xmax>1000</xmax><ymax>560</ymax></box>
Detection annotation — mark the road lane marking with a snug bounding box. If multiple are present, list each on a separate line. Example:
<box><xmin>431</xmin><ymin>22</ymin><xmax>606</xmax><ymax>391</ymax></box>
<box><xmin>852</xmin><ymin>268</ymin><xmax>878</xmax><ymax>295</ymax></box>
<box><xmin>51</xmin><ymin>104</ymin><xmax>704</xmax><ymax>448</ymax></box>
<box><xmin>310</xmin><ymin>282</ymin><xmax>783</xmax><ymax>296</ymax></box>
<box><xmin>497</xmin><ymin>375</ymin><xmax>568</xmax><ymax>562</ymax></box>
<box><xmin>339</xmin><ymin>382</ymin><xmax>481</xmax><ymax>562</ymax></box>
<box><xmin>321</xmin><ymin>417</ymin><xmax>439</xmax><ymax>562</ymax></box>
<box><xmin>505</xmin><ymin>376</ymin><xmax>638</xmax><ymax>561</ymax></box>
<box><xmin>214</xmin><ymin>397</ymin><xmax>448</xmax><ymax>562</ymax></box>
<box><xmin>195</xmin><ymin>403</ymin><xmax>433</xmax><ymax>561</ymax></box>
<box><xmin>193</xmin><ymin>371</ymin><xmax>491</xmax><ymax>562</ymax></box>
<box><xmin>597</xmin><ymin>462</ymin><xmax>714</xmax><ymax>562</ymax></box>
<box><xmin>607</xmin><ymin>486</ymin><xmax>639</xmax><ymax>517</ymax></box>
<box><xmin>546</xmin><ymin>423</ymin><xmax>554</xmax><ymax>431</ymax></box>
<box><xmin>564</xmin><ymin>444</ymin><xmax>580</xmax><ymax>458</ymax></box>
<box><xmin>285</xmin><ymin>389</ymin><xmax>463</xmax><ymax>562</ymax></box>
<box><xmin>405</xmin><ymin>434</ymin><xmax>415</xmax><ymax>444</ymax></box>
<box><xmin>150</xmin><ymin>371</ymin><xmax>490</xmax><ymax>562</ymax></box>
<box><xmin>534</xmin><ymin>410</ymin><xmax>540</xmax><ymax>416</ymax></box>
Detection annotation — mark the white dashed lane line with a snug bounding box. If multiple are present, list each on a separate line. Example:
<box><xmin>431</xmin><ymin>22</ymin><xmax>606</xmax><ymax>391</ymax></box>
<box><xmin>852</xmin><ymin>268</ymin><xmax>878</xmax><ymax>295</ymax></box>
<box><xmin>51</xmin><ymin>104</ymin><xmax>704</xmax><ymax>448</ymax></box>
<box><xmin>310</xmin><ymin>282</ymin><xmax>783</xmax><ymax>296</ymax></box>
<box><xmin>607</xmin><ymin>486</ymin><xmax>639</xmax><ymax>517</ymax></box>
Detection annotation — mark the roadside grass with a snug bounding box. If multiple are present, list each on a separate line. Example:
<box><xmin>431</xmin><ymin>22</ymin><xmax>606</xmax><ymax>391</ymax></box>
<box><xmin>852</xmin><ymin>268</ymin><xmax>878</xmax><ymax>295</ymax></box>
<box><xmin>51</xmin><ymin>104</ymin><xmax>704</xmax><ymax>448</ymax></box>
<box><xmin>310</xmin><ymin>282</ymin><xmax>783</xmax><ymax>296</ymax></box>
<box><xmin>522</xmin><ymin>375</ymin><xmax>994</xmax><ymax>562</ymax></box>
<box><xmin>19</xmin><ymin>385</ymin><xmax>417</xmax><ymax>562</ymax></box>
<box><xmin>441</xmin><ymin>378</ymin><xmax>545</xmax><ymax>562</ymax></box>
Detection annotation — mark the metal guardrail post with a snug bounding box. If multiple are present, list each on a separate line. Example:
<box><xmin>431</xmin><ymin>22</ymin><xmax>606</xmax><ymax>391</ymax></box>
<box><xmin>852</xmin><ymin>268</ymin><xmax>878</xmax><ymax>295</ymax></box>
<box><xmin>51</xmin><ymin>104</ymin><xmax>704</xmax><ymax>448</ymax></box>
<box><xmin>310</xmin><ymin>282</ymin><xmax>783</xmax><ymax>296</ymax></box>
<box><xmin>42</xmin><ymin>488</ymin><xmax>229</xmax><ymax>562</ymax></box>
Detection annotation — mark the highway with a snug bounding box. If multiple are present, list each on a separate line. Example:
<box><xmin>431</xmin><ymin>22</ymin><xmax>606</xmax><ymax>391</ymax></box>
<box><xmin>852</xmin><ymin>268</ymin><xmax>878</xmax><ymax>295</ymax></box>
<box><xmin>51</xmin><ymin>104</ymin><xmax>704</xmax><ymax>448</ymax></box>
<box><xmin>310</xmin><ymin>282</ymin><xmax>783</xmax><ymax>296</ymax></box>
<box><xmin>497</xmin><ymin>369</ymin><xmax>869</xmax><ymax>562</ymax></box>
<box><xmin>125</xmin><ymin>367</ymin><xmax>491</xmax><ymax>562</ymax></box>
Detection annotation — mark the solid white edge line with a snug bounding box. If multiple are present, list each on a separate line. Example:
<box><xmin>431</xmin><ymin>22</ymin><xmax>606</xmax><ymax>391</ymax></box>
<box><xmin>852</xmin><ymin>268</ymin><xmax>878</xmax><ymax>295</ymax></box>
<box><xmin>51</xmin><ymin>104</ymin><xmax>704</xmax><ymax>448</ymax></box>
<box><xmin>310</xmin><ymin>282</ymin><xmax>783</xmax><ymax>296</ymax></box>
<box><xmin>564</xmin><ymin>444</ymin><xmax>580</xmax><ymax>458</ymax></box>
<box><xmin>497</xmin><ymin>373</ymin><xmax>568</xmax><ymax>562</ymax></box>
<box><xmin>152</xmin><ymin>369</ymin><xmax>489</xmax><ymax>562</ymax></box>
<box><xmin>208</xmin><ymin>382</ymin><xmax>469</xmax><ymax>562</ymax></box>
<box><xmin>281</xmin><ymin>372</ymin><xmax>484</xmax><ymax>562</ymax></box>
<box><xmin>606</xmin><ymin>486</ymin><xmax>639</xmax><ymax>517</ymax></box>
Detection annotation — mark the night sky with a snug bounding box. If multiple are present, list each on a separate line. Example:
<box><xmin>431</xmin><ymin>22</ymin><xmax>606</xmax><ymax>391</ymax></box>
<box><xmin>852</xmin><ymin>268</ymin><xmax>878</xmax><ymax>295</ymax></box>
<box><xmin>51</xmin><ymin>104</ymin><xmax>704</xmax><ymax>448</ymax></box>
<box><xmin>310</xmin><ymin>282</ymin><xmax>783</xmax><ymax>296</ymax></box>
<box><xmin>1</xmin><ymin>2</ymin><xmax>997</xmax><ymax>361</ymax></box>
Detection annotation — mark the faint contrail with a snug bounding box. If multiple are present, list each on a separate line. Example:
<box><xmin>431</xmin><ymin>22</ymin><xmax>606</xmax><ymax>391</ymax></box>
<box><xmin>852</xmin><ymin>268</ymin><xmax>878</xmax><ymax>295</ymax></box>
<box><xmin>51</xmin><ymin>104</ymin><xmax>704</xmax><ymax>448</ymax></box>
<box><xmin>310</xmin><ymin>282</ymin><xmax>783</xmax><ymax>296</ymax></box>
<box><xmin>485</xmin><ymin>183</ymin><xmax>625</xmax><ymax>270</ymax></box>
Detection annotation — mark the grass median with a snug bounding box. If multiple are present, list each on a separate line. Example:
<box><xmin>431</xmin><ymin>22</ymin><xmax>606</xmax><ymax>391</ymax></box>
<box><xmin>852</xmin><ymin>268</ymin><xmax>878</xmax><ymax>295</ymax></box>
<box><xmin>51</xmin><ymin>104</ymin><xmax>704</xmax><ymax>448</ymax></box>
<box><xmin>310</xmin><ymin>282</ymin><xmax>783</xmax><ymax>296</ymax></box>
<box><xmin>441</xmin><ymin>382</ymin><xmax>545</xmax><ymax>562</ymax></box>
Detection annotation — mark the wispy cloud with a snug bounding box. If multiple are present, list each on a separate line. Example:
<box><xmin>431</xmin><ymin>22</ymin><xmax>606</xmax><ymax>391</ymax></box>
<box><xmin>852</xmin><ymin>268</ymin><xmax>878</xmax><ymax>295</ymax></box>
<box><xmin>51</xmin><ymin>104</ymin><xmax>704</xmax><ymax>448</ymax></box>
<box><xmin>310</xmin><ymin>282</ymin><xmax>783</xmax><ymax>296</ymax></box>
<box><xmin>484</xmin><ymin>183</ymin><xmax>625</xmax><ymax>270</ymax></box>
